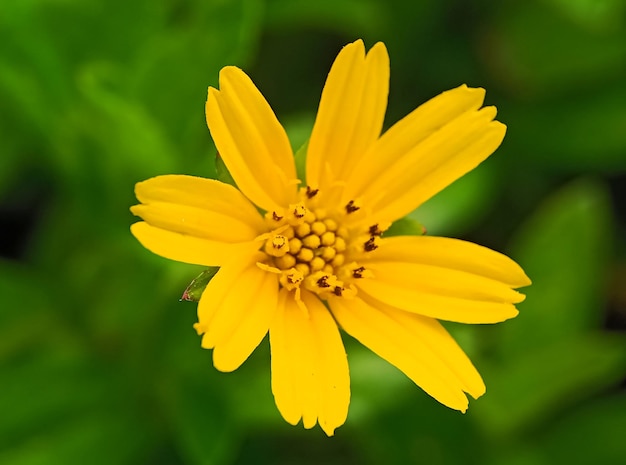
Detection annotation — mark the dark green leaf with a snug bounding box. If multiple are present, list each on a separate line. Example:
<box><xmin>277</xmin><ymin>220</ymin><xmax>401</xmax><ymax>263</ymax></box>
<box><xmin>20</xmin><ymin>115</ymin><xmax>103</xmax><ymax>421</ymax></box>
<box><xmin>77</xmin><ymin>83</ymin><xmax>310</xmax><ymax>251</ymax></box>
<box><xmin>492</xmin><ymin>1</ymin><xmax>626</xmax><ymax>97</ymax></box>
<box><xmin>385</xmin><ymin>216</ymin><xmax>426</xmax><ymax>237</ymax></box>
<box><xmin>181</xmin><ymin>268</ymin><xmax>220</xmax><ymax>302</ymax></box>
<box><xmin>539</xmin><ymin>393</ymin><xmax>626</xmax><ymax>465</ymax></box>
<box><xmin>162</xmin><ymin>375</ymin><xmax>237</xmax><ymax>465</ymax></box>
<box><xmin>215</xmin><ymin>152</ymin><xmax>237</xmax><ymax>187</ymax></box>
<box><xmin>410</xmin><ymin>163</ymin><xmax>497</xmax><ymax>236</ymax></box>
<box><xmin>474</xmin><ymin>333</ymin><xmax>626</xmax><ymax>436</ymax></box>
<box><xmin>503</xmin><ymin>178</ymin><xmax>613</xmax><ymax>357</ymax></box>
<box><xmin>0</xmin><ymin>410</ymin><xmax>152</xmax><ymax>465</ymax></box>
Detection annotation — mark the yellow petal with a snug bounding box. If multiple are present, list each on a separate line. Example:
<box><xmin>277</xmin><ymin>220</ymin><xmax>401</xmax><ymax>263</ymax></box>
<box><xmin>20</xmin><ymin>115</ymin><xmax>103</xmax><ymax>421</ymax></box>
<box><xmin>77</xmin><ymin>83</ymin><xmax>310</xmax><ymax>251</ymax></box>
<box><xmin>330</xmin><ymin>296</ymin><xmax>481</xmax><ymax>411</ymax></box>
<box><xmin>364</xmin><ymin>236</ymin><xmax>531</xmax><ymax>288</ymax></box>
<box><xmin>134</xmin><ymin>174</ymin><xmax>266</xmax><ymax>233</ymax></box>
<box><xmin>356</xmin><ymin>276</ymin><xmax>519</xmax><ymax>324</ymax></box>
<box><xmin>270</xmin><ymin>290</ymin><xmax>350</xmax><ymax>436</ymax></box>
<box><xmin>354</xmin><ymin>236</ymin><xmax>527</xmax><ymax>323</ymax></box>
<box><xmin>206</xmin><ymin>67</ymin><xmax>297</xmax><ymax>212</ymax></box>
<box><xmin>131</xmin><ymin>202</ymin><xmax>258</xmax><ymax>242</ymax></box>
<box><xmin>268</xmin><ymin>290</ymin><xmax>302</xmax><ymax>427</ymax></box>
<box><xmin>345</xmin><ymin>85</ymin><xmax>485</xmax><ymax>195</ymax></box>
<box><xmin>306</xmin><ymin>40</ymin><xmax>389</xmax><ymax>196</ymax></box>
<box><xmin>195</xmin><ymin>258</ymin><xmax>251</xmax><ymax>328</ymax></box>
<box><xmin>196</xmin><ymin>261</ymin><xmax>278</xmax><ymax>372</ymax></box>
<box><xmin>130</xmin><ymin>175</ymin><xmax>264</xmax><ymax>266</ymax></box>
<box><xmin>130</xmin><ymin>222</ymin><xmax>259</xmax><ymax>267</ymax></box>
<box><xmin>345</xmin><ymin>86</ymin><xmax>505</xmax><ymax>224</ymax></box>
<box><xmin>366</xmin><ymin>261</ymin><xmax>525</xmax><ymax>303</ymax></box>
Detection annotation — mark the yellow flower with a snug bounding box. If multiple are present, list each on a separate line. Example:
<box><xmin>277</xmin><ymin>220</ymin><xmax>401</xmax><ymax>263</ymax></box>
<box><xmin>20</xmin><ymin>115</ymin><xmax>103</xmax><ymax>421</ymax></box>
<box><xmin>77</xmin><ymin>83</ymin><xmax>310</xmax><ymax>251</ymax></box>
<box><xmin>130</xmin><ymin>39</ymin><xmax>530</xmax><ymax>436</ymax></box>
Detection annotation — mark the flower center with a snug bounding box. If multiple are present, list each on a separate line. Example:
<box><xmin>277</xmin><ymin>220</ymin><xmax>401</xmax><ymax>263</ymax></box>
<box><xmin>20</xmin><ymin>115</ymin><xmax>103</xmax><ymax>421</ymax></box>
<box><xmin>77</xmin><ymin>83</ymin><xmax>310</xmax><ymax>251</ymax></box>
<box><xmin>257</xmin><ymin>187</ymin><xmax>384</xmax><ymax>302</ymax></box>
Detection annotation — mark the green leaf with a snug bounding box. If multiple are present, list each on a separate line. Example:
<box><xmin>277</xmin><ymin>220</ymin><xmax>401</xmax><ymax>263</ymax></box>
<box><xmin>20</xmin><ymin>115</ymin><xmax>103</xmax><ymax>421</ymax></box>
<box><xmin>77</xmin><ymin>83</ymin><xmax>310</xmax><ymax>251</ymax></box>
<box><xmin>349</xmin><ymin>339</ymin><xmax>486</xmax><ymax>465</ymax></box>
<box><xmin>410</xmin><ymin>162</ymin><xmax>497</xmax><ymax>236</ymax></box>
<box><xmin>492</xmin><ymin>1</ymin><xmax>626</xmax><ymax>96</ymax></box>
<box><xmin>72</xmin><ymin>62</ymin><xmax>178</xmax><ymax>176</ymax></box>
<box><xmin>472</xmin><ymin>178</ymin><xmax>620</xmax><ymax>436</ymax></box>
<box><xmin>509</xmin><ymin>86</ymin><xmax>626</xmax><ymax>171</ymax></box>
<box><xmin>181</xmin><ymin>268</ymin><xmax>219</xmax><ymax>302</ymax></box>
<box><xmin>538</xmin><ymin>393</ymin><xmax>626</xmax><ymax>465</ymax></box>
<box><xmin>215</xmin><ymin>152</ymin><xmax>237</xmax><ymax>187</ymax></box>
<box><xmin>130</xmin><ymin>0</ymin><xmax>263</xmax><ymax>153</ymax></box>
<box><xmin>0</xmin><ymin>342</ymin><xmax>126</xmax><ymax>451</ymax></box>
<box><xmin>547</xmin><ymin>0</ymin><xmax>626</xmax><ymax>31</ymax></box>
<box><xmin>162</xmin><ymin>374</ymin><xmax>236</xmax><ymax>465</ymax></box>
<box><xmin>347</xmin><ymin>343</ymin><xmax>414</xmax><ymax>423</ymax></box>
<box><xmin>385</xmin><ymin>216</ymin><xmax>426</xmax><ymax>237</ymax></box>
<box><xmin>0</xmin><ymin>259</ymin><xmax>60</xmax><ymax>359</ymax></box>
<box><xmin>474</xmin><ymin>333</ymin><xmax>626</xmax><ymax>437</ymax></box>
<box><xmin>265</xmin><ymin>0</ymin><xmax>386</xmax><ymax>36</ymax></box>
<box><xmin>0</xmin><ymin>410</ymin><xmax>152</xmax><ymax>465</ymax></box>
<box><xmin>502</xmin><ymin>178</ymin><xmax>613</xmax><ymax>357</ymax></box>
<box><xmin>293</xmin><ymin>138</ymin><xmax>308</xmax><ymax>182</ymax></box>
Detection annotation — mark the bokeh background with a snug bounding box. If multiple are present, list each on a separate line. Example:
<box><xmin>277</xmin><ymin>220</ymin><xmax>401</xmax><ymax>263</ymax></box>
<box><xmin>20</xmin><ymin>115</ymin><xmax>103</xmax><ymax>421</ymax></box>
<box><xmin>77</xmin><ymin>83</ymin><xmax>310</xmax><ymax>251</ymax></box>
<box><xmin>2</xmin><ymin>0</ymin><xmax>626</xmax><ymax>463</ymax></box>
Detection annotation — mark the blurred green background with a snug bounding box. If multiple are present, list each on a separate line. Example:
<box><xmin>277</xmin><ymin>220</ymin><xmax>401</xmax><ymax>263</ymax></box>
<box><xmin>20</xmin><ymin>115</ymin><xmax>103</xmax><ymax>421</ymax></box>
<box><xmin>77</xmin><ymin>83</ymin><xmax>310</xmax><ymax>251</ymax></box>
<box><xmin>2</xmin><ymin>0</ymin><xmax>626</xmax><ymax>463</ymax></box>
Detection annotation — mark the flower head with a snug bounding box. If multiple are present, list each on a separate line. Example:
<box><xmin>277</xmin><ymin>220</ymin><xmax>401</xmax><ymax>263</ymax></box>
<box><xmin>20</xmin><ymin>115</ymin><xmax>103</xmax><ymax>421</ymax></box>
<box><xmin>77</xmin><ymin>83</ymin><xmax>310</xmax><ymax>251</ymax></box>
<box><xmin>131</xmin><ymin>40</ymin><xmax>530</xmax><ymax>436</ymax></box>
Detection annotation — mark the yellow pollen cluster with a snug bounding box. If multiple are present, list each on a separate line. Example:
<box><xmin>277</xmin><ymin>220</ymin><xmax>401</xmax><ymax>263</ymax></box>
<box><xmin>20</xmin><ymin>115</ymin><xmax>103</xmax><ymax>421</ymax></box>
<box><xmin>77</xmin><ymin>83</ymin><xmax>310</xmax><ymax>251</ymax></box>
<box><xmin>259</xmin><ymin>195</ymin><xmax>381</xmax><ymax>300</ymax></box>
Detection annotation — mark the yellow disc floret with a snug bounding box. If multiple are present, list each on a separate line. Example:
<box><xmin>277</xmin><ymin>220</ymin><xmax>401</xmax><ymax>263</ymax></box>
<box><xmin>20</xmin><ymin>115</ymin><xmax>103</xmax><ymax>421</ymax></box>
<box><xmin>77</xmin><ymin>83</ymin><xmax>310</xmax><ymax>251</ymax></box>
<box><xmin>264</xmin><ymin>234</ymin><xmax>289</xmax><ymax>257</ymax></box>
<box><xmin>258</xmin><ymin>188</ymin><xmax>386</xmax><ymax>302</ymax></box>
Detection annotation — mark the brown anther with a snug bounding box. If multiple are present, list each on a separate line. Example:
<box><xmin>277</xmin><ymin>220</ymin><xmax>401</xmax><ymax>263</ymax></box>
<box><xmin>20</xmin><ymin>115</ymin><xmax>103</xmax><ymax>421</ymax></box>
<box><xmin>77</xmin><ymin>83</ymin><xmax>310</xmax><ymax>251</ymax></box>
<box><xmin>317</xmin><ymin>276</ymin><xmax>331</xmax><ymax>288</ymax></box>
<box><xmin>272</xmin><ymin>211</ymin><xmax>283</xmax><ymax>221</ymax></box>
<box><xmin>345</xmin><ymin>200</ymin><xmax>360</xmax><ymax>214</ymax></box>
<box><xmin>306</xmin><ymin>186</ymin><xmax>319</xmax><ymax>199</ymax></box>
<box><xmin>369</xmin><ymin>224</ymin><xmax>383</xmax><ymax>236</ymax></box>
<box><xmin>364</xmin><ymin>237</ymin><xmax>378</xmax><ymax>252</ymax></box>
<box><xmin>265</xmin><ymin>234</ymin><xmax>290</xmax><ymax>257</ymax></box>
<box><xmin>353</xmin><ymin>266</ymin><xmax>366</xmax><ymax>278</ymax></box>
<box><xmin>333</xmin><ymin>286</ymin><xmax>343</xmax><ymax>296</ymax></box>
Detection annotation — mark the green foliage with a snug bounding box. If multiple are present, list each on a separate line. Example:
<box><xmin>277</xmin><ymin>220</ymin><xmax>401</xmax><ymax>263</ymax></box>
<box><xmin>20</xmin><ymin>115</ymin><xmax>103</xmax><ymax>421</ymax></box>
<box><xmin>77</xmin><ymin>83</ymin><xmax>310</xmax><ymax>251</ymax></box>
<box><xmin>1</xmin><ymin>0</ymin><xmax>625</xmax><ymax>464</ymax></box>
<box><xmin>181</xmin><ymin>268</ymin><xmax>220</xmax><ymax>302</ymax></box>
<box><xmin>385</xmin><ymin>217</ymin><xmax>426</xmax><ymax>237</ymax></box>
<box><xmin>215</xmin><ymin>152</ymin><xmax>238</xmax><ymax>188</ymax></box>
<box><xmin>411</xmin><ymin>162</ymin><xmax>498</xmax><ymax>236</ymax></box>
<box><xmin>293</xmin><ymin>139</ymin><xmax>309</xmax><ymax>182</ymax></box>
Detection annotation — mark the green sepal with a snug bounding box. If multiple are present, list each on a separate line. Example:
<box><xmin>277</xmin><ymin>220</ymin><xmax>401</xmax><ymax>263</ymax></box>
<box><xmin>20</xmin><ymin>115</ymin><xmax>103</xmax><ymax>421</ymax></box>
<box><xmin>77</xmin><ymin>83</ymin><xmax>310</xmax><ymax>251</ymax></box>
<box><xmin>293</xmin><ymin>139</ymin><xmax>308</xmax><ymax>182</ymax></box>
<box><xmin>215</xmin><ymin>152</ymin><xmax>237</xmax><ymax>187</ymax></box>
<box><xmin>385</xmin><ymin>216</ymin><xmax>427</xmax><ymax>237</ymax></box>
<box><xmin>180</xmin><ymin>267</ymin><xmax>219</xmax><ymax>302</ymax></box>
